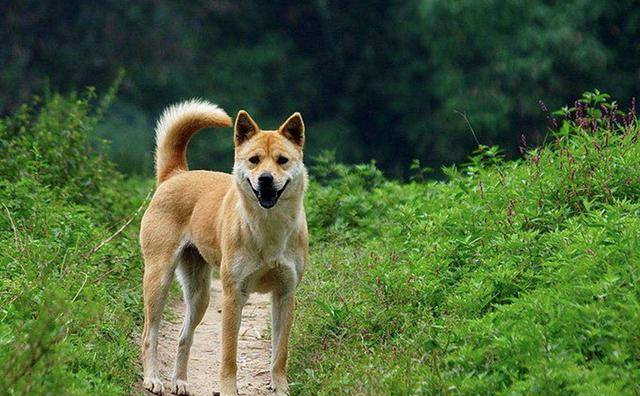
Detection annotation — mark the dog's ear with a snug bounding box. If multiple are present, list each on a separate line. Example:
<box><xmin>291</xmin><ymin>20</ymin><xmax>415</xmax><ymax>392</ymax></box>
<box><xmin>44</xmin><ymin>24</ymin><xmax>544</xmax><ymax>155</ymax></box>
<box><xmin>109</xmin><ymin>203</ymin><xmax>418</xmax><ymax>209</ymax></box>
<box><xmin>234</xmin><ymin>110</ymin><xmax>259</xmax><ymax>145</ymax></box>
<box><xmin>278</xmin><ymin>112</ymin><xmax>305</xmax><ymax>147</ymax></box>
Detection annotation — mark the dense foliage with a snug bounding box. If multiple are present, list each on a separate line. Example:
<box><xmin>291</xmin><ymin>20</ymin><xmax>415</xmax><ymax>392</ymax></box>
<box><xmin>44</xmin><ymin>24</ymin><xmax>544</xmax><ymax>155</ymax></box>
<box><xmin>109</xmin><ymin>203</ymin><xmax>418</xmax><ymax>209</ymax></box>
<box><xmin>2</xmin><ymin>1</ymin><xmax>639</xmax><ymax>176</ymax></box>
<box><xmin>0</xmin><ymin>92</ymin><xmax>148</xmax><ymax>395</ymax></box>
<box><xmin>2</xmin><ymin>90</ymin><xmax>639</xmax><ymax>395</ymax></box>
<box><xmin>291</xmin><ymin>92</ymin><xmax>640</xmax><ymax>395</ymax></box>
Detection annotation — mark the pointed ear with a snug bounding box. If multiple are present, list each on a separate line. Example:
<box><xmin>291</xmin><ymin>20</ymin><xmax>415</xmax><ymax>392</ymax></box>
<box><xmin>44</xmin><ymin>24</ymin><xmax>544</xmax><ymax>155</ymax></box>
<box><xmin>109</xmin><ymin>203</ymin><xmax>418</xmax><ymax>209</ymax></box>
<box><xmin>278</xmin><ymin>112</ymin><xmax>305</xmax><ymax>147</ymax></box>
<box><xmin>234</xmin><ymin>110</ymin><xmax>259</xmax><ymax>145</ymax></box>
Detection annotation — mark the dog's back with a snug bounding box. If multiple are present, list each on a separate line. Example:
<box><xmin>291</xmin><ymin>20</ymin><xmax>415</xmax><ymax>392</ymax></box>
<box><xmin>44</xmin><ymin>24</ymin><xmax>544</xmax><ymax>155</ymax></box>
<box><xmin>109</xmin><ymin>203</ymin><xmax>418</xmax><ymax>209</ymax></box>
<box><xmin>140</xmin><ymin>100</ymin><xmax>233</xmax><ymax>272</ymax></box>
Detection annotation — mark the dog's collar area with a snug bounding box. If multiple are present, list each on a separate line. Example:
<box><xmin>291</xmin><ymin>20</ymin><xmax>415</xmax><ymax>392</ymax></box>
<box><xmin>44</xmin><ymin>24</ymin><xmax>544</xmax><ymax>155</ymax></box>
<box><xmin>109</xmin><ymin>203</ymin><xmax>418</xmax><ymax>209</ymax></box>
<box><xmin>247</xmin><ymin>178</ymin><xmax>290</xmax><ymax>209</ymax></box>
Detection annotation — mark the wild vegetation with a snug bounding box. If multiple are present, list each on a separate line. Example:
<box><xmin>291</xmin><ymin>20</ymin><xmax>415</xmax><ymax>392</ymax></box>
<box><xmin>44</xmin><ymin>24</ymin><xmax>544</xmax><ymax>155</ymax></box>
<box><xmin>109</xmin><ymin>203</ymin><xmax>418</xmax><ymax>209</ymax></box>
<box><xmin>1</xmin><ymin>90</ymin><xmax>639</xmax><ymax>395</ymax></box>
<box><xmin>0</xmin><ymin>91</ymin><xmax>149</xmax><ymax>395</ymax></box>
<box><xmin>291</xmin><ymin>91</ymin><xmax>640</xmax><ymax>395</ymax></box>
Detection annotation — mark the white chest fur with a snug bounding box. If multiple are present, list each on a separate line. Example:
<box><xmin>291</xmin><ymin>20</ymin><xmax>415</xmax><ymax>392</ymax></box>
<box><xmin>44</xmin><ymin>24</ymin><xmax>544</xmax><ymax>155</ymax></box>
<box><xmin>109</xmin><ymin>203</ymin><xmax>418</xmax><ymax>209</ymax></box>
<box><xmin>230</xmin><ymin>201</ymin><xmax>303</xmax><ymax>289</ymax></box>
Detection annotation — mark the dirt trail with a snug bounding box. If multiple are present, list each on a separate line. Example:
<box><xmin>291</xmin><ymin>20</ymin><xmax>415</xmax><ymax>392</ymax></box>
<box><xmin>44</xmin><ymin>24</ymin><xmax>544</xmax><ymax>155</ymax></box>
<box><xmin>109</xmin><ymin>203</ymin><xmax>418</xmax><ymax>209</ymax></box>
<box><xmin>140</xmin><ymin>279</ymin><xmax>273</xmax><ymax>396</ymax></box>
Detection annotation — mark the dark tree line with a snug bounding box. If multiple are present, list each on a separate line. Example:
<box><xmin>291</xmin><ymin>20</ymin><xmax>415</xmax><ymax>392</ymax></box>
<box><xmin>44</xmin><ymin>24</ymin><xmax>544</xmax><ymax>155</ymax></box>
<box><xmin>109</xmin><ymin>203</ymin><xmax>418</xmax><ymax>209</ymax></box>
<box><xmin>2</xmin><ymin>0</ymin><xmax>639</xmax><ymax>176</ymax></box>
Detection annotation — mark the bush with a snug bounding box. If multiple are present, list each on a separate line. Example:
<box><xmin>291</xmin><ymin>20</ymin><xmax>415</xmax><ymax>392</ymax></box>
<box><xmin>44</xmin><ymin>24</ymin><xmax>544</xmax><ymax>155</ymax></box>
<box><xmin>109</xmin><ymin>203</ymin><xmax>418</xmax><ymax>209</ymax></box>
<box><xmin>0</xmin><ymin>92</ymin><xmax>149</xmax><ymax>395</ymax></box>
<box><xmin>291</xmin><ymin>92</ymin><xmax>640</xmax><ymax>395</ymax></box>
<box><xmin>3</xmin><ymin>89</ymin><xmax>639</xmax><ymax>395</ymax></box>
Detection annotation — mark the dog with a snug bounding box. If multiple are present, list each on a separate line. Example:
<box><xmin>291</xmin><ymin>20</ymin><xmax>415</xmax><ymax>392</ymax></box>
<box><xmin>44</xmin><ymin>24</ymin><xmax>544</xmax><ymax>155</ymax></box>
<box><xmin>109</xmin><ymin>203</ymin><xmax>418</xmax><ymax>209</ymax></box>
<box><xmin>140</xmin><ymin>100</ymin><xmax>308</xmax><ymax>396</ymax></box>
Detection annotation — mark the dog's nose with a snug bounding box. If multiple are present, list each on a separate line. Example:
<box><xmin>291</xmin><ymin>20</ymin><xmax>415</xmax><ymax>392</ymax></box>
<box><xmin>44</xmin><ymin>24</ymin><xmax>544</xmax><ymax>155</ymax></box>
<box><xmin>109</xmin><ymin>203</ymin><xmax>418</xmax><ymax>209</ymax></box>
<box><xmin>258</xmin><ymin>172</ymin><xmax>273</xmax><ymax>185</ymax></box>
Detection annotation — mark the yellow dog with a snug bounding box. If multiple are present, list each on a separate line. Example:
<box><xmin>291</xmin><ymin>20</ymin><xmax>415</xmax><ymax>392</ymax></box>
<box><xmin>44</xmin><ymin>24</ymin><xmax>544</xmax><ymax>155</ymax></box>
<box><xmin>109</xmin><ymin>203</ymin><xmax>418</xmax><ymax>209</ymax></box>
<box><xmin>140</xmin><ymin>100</ymin><xmax>308</xmax><ymax>396</ymax></box>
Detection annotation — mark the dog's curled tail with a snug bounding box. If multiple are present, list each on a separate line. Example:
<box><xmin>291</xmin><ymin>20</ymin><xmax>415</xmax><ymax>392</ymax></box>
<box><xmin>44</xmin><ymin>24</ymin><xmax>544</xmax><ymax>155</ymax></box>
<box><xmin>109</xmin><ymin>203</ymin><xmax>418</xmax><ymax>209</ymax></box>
<box><xmin>154</xmin><ymin>99</ymin><xmax>232</xmax><ymax>184</ymax></box>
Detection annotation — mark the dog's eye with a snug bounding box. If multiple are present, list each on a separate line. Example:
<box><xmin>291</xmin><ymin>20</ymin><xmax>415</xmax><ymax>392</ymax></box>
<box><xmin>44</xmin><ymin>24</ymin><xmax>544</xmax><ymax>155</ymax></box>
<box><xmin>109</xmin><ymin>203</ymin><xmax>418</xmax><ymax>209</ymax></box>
<box><xmin>277</xmin><ymin>156</ymin><xmax>289</xmax><ymax>165</ymax></box>
<box><xmin>248</xmin><ymin>156</ymin><xmax>260</xmax><ymax>164</ymax></box>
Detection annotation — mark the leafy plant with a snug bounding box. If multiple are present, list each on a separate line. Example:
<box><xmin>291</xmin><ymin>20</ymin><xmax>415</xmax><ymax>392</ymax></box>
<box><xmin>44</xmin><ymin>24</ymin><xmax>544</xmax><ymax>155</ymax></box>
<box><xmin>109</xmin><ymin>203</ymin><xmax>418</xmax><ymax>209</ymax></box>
<box><xmin>291</xmin><ymin>92</ymin><xmax>640</xmax><ymax>395</ymax></box>
<box><xmin>0</xmin><ymin>92</ymin><xmax>149</xmax><ymax>395</ymax></box>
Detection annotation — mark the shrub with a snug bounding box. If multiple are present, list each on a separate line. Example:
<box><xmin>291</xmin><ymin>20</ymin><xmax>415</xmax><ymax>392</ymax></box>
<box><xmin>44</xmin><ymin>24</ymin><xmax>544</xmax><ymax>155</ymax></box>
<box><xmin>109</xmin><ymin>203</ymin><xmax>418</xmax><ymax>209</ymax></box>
<box><xmin>0</xmin><ymin>92</ymin><xmax>149</xmax><ymax>395</ymax></box>
<box><xmin>292</xmin><ymin>92</ymin><xmax>640</xmax><ymax>395</ymax></box>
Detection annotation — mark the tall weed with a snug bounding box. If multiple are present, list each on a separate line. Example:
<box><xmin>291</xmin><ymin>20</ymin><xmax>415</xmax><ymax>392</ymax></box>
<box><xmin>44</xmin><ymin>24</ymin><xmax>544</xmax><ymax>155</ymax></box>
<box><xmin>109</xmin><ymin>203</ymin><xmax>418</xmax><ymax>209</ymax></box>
<box><xmin>292</xmin><ymin>92</ymin><xmax>640</xmax><ymax>395</ymax></box>
<box><xmin>0</xmin><ymin>92</ymin><xmax>148</xmax><ymax>395</ymax></box>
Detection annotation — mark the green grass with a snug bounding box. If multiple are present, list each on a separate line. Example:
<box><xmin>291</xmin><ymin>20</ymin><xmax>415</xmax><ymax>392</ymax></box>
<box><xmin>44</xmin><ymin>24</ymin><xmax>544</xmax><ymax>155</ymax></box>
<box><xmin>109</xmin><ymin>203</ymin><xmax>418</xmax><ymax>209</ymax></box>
<box><xmin>2</xmin><ymin>90</ymin><xmax>639</xmax><ymax>395</ymax></box>
<box><xmin>0</xmin><ymin>92</ymin><xmax>150</xmax><ymax>395</ymax></box>
<box><xmin>290</xmin><ymin>92</ymin><xmax>640</xmax><ymax>395</ymax></box>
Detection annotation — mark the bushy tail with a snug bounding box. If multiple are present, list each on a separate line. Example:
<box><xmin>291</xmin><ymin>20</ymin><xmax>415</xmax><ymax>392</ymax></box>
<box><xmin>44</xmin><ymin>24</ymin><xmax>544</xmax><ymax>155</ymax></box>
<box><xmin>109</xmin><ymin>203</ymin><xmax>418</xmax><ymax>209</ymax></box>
<box><xmin>154</xmin><ymin>99</ymin><xmax>232</xmax><ymax>184</ymax></box>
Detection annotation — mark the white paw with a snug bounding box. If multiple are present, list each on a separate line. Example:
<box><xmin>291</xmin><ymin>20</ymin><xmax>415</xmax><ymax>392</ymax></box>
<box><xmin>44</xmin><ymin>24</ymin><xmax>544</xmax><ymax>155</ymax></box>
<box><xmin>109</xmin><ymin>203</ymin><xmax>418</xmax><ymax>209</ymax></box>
<box><xmin>171</xmin><ymin>379</ymin><xmax>190</xmax><ymax>395</ymax></box>
<box><xmin>269</xmin><ymin>381</ymin><xmax>290</xmax><ymax>396</ymax></box>
<box><xmin>217</xmin><ymin>379</ymin><xmax>237</xmax><ymax>396</ymax></box>
<box><xmin>143</xmin><ymin>376</ymin><xmax>165</xmax><ymax>394</ymax></box>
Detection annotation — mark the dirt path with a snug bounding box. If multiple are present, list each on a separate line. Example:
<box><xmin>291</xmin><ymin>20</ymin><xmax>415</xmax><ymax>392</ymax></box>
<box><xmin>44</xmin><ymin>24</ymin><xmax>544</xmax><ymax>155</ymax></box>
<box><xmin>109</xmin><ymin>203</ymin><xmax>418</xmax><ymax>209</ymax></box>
<box><xmin>140</xmin><ymin>279</ymin><xmax>273</xmax><ymax>396</ymax></box>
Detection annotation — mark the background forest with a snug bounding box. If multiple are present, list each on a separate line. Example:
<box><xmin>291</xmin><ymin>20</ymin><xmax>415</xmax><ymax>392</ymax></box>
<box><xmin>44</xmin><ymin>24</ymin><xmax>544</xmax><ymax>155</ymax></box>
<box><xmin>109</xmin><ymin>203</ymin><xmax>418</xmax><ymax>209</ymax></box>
<box><xmin>3</xmin><ymin>2</ymin><xmax>640</xmax><ymax>395</ymax></box>
<box><xmin>3</xmin><ymin>0</ymin><xmax>639</xmax><ymax>177</ymax></box>
<box><xmin>3</xmin><ymin>1</ymin><xmax>640</xmax><ymax>395</ymax></box>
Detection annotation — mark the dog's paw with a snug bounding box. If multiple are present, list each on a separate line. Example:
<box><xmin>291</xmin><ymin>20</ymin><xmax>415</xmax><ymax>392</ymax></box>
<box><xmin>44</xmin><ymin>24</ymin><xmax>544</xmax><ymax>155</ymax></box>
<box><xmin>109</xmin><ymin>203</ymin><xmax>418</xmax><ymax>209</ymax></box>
<box><xmin>171</xmin><ymin>379</ymin><xmax>190</xmax><ymax>395</ymax></box>
<box><xmin>143</xmin><ymin>376</ymin><xmax>165</xmax><ymax>394</ymax></box>
<box><xmin>274</xmin><ymin>388</ymin><xmax>290</xmax><ymax>396</ymax></box>
<box><xmin>269</xmin><ymin>381</ymin><xmax>290</xmax><ymax>396</ymax></box>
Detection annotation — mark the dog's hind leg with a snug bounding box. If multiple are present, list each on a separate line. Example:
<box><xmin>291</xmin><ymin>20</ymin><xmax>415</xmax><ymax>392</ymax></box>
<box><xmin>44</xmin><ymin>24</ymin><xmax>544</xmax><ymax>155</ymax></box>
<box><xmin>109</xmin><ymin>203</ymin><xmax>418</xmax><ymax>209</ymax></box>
<box><xmin>142</xmin><ymin>251</ymin><xmax>178</xmax><ymax>395</ymax></box>
<box><xmin>172</xmin><ymin>247</ymin><xmax>212</xmax><ymax>395</ymax></box>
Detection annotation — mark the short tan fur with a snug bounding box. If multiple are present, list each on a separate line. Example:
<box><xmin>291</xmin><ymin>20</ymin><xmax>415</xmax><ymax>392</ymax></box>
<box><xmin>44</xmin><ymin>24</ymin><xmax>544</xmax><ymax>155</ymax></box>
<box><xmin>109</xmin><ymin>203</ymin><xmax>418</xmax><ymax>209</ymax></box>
<box><xmin>140</xmin><ymin>99</ymin><xmax>308</xmax><ymax>396</ymax></box>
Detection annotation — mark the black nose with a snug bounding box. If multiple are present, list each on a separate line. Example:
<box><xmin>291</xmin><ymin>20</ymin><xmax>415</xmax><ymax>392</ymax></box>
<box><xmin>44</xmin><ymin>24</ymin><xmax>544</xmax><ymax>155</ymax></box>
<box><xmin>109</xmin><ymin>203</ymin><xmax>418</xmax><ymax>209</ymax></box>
<box><xmin>258</xmin><ymin>172</ymin><xmax>273</xmax><ymax>185</ymax></box>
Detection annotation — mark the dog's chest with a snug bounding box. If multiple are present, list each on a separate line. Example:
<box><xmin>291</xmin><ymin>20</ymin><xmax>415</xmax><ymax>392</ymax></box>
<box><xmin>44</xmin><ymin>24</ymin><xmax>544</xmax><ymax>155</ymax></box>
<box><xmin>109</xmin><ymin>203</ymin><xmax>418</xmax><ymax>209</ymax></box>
<box><xmin>230</xmin><ymin>223</ymin><xmax>299</xmax><ymax>286</ymax></box>
<box><xmin>246</xmin><ymin>210</ymin><xmax>296</xmax><ymax>259</ymax></box>
<box><xmin>252</xmin><ymin>226</ymin><xmax>290</xmax><ymax>260</ymax></box>
<box><xmin>228</xmin><ymin>204</ymin><xmax>305</xmax><ymax>291</ymax></box>
<box><xmin>230</xmin><ymin>242</ymin><xmax>298</xmax><ymax>292</ymax></box>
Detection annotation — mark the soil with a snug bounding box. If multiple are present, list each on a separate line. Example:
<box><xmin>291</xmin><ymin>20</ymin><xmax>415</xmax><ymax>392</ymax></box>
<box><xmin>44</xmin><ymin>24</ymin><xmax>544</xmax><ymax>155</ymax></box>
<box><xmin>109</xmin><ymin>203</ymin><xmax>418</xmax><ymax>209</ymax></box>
<box><xmin>138</xmin><ymin>279</ymin><xmax>273</xmax><ymax>396</ymax></box>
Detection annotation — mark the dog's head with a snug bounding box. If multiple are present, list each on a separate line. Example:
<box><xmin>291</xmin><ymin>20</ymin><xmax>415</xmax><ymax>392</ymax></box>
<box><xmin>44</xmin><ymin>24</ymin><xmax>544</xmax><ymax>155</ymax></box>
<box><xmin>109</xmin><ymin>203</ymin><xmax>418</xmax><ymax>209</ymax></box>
<box><xmin>232</xmin><ymin>110</ymin><xmax>305</xmax><ymax>209</ymax></box>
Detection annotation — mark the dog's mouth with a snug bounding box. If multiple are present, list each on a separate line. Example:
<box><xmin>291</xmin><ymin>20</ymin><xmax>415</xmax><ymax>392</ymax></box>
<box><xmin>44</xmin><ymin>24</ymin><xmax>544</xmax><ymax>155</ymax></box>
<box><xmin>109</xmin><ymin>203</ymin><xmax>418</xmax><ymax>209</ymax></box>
<box><xmin>247</xmin><ymin>179</ymin><xmax>290</xmax><ymax>209</ymax></box>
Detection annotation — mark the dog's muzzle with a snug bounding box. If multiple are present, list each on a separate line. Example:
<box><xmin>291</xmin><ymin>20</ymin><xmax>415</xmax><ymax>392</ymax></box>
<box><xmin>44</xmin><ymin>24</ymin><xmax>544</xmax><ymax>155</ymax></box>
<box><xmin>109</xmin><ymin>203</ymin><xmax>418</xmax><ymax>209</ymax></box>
<box><xmin>248</xmin><ymin>178</ymin><xmax>290</xmax><ymax>209</ymax></box>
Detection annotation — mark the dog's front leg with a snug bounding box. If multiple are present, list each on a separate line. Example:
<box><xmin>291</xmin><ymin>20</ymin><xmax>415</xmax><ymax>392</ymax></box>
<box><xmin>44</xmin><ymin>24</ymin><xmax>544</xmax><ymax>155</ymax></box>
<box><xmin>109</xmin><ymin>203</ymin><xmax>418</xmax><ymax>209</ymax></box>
<box><xmin>270</xmin><ymin>291</ymin><xmax>295</xmax><ymax>396</ymax></box>
<box><xmin>219</xmin><ymin>286</ymin><xmax>246</xmax><ymax>396</ymax></box>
